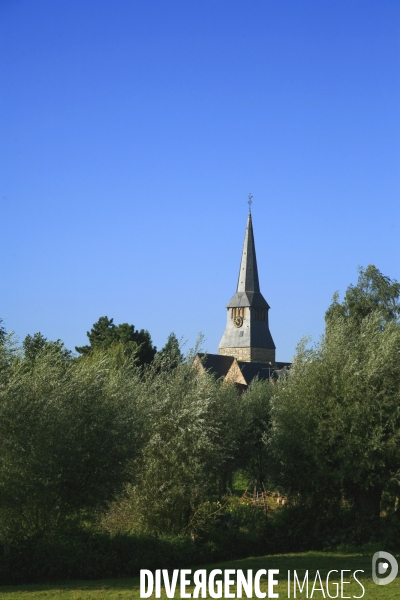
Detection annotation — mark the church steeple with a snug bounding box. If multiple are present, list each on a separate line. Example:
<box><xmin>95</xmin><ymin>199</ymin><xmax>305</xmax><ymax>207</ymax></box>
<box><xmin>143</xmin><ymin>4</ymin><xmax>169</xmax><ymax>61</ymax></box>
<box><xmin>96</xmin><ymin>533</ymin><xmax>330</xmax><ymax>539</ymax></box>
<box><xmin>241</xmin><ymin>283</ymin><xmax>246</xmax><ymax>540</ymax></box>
<box><xmin>218</xmin><ymin>205</ymin><xmax>276</xmax><ymax>364</ymax></box>
<box><xmin>237</xmin><ymin>212</ymin><xmax>260</xmax><ymax>293</ymax></box>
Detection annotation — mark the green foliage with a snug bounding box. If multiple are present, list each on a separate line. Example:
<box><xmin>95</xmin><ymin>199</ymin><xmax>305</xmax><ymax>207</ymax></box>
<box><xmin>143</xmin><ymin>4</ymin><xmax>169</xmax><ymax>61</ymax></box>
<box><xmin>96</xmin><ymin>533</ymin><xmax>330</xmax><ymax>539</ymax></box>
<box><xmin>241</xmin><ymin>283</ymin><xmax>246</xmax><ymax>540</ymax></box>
<box><xmin>0</xmin><ymin>514</ymin><xmax>268</xmax><ymax>586</ymax></box>
<box><xmin>100</xmin><ymin>352</ymin><xmax>244</xmax><ymax>536</ymax></box>
<box><xmin>238</xmin><ymin>379</ymin><xmax>273</xmax><ymax>489</ymax></box>
<box><xmin>270</xmin><ymin>269</ymin><xmax>400</xmax><ymax>527</ymax></box>
<box><xmin>23</xmin><ymin>332</ymin><xmax>73</xmax><ymax>362</ymax></box>
<box><xmin>0</xmin><ymin>321</ymin><xmax>12</xmax><ymax>377</ymax></box>
<box><xmin>75</xmin><ymin>316</ymin><xmax>156</xmax><ymax>366</ymax></box>
<box><xmin>0</xmin><ymin>348</ymin><xmax>140</xmax><ymax>540</ymax></box>
<box><xmin>326</xmin><ymin>264</ymin><xmax>400</xmax><ymax>326</ymax></box>
<box><xmin>158</xmin><ymin>332</ymin><xmax>183</xmax><ymax>369</ymax></box>
<box><xmin>0</xmin><ymin>319</ymin><xmax>6</xmax><ymax>345</ymax></box>
<box><xmin>3</xmin><ymin>262</ymin><xmax>400</xmax><ymax>577</ymax></box>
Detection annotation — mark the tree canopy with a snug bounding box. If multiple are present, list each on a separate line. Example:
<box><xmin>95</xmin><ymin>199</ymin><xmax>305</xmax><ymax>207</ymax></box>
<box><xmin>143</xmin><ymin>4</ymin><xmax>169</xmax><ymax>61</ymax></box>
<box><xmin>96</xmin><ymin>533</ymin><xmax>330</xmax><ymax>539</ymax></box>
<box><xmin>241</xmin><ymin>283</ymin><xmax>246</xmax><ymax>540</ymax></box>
<box><xmin>23</xmin><ymin>332</ymin><xmax>73</xmax><ymax>362</ymax></box>
<box><xmin>0</xmin><ymin>343</ymin><xmax>140</xmax><ymax>539</ymax></box>
<box><xmin>271</xmin><ymin>265</ymin><xmax>400</xmax><ymax>527</ymax></box>
<box><xmin>75</xmin><ymin>316</ymin><xmax>156</xmax><ymax>366</ymax></box>
<box><xmin>0</xmin><ymin>319</ymin><xmax>6</xmax><ymax>345</ymax></box>
<box><xmin>325</xmin><ymin>264</ymin><xmax>400</xmax><ymax>326</ymax></box>
<box><xmin>158</xmin><ymin>332</ymin><xmax>184</xmax><ymax>369</ymax></box>
<box><xmin>2</xmin><ymin>263</ymin><xmax>400</xmax><ymax>551</ymax></box>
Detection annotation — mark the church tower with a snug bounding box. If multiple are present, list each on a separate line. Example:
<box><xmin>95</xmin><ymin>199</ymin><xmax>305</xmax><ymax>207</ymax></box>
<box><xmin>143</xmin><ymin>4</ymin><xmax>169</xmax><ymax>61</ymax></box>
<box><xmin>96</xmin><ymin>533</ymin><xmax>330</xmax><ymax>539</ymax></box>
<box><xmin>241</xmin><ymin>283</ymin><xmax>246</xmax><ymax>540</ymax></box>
<box><xmin>218</xmin><ymin>207</ymin><xmax>276</xmax><ymax>364</ymax></box>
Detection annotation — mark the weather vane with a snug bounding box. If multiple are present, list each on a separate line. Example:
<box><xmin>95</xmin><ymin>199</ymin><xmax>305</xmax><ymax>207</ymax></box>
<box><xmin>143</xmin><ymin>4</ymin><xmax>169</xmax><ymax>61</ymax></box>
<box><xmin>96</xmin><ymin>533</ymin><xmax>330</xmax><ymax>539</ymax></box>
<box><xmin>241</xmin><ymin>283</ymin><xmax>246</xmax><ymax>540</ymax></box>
<box><xmin>248</xmin><ymin>193</ymin><xmax>253</xmax><ymax>213</ymax></box>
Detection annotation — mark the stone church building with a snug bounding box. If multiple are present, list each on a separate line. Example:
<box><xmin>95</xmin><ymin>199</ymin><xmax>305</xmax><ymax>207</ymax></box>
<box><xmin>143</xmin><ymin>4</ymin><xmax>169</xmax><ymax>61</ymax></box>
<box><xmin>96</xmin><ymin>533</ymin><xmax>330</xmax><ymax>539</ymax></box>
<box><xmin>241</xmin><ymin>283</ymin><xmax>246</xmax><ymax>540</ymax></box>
<box><xmin>195</xmin><ymin>208</ymin><xmax>290</xmax><ymax>389</ymax></box>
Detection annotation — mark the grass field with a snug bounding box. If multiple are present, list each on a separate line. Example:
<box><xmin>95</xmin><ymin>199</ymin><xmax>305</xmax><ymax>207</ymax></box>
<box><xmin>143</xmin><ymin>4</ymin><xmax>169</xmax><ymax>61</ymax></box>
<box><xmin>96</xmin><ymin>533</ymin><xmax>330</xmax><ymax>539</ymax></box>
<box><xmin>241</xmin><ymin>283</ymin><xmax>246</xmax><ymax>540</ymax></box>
<box><xmin>0</xmin><ymin>551</ymin><xmax>398</xmax><ymax>599</ymax></box>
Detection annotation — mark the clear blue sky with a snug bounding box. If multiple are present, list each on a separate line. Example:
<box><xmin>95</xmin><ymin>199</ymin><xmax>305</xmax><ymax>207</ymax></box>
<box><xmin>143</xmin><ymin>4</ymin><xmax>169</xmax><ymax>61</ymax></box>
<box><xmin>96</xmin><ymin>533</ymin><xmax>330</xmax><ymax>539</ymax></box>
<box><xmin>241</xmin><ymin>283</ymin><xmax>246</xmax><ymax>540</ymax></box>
<box><xmin>1</xmin><ymin>0</ymin><xmax>399</xmax><ymax>360</ymax></box>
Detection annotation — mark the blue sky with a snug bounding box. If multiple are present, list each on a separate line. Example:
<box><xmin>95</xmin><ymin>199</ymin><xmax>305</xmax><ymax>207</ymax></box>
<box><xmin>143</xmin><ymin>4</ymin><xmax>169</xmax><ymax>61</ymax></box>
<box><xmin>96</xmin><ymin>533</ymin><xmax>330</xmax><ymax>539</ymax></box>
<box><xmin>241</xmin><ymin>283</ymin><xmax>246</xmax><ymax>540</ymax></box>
<box><xmin>1</xmin><ymin>0</ymin><xmax>399</xmax><ymax>360</ymax></box>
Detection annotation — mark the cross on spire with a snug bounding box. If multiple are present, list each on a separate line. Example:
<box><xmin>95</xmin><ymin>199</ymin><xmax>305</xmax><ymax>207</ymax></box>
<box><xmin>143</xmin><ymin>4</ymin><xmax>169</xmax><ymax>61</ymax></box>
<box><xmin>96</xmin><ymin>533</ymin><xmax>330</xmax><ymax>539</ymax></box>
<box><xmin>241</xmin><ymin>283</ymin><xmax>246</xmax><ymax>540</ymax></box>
<box><xmin>248</xmin><ymin>193</ymin><xmax>253</xmax><ymax>213</ymax></box>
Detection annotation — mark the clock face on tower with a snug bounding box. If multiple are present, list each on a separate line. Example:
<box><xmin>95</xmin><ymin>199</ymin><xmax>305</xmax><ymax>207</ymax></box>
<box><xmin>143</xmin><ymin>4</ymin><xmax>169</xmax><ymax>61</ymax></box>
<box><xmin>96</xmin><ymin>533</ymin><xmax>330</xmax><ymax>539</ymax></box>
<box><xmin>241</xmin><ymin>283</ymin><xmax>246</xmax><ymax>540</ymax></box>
<box><xmin>233</xmin><ymin>315</ymin><xmax>243</xmax><ymax>328</ymax></box>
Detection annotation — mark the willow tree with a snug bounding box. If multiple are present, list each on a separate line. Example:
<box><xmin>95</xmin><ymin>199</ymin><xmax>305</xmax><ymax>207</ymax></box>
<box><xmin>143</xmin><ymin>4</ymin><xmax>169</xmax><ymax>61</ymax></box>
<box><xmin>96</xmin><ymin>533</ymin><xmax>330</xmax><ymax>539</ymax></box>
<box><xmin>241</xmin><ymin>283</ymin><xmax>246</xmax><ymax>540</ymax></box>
<box><xmin>271</xmin><ymin>266</ymin><xmax>400</xmax><ymax>526</ymax></box>
<box><xmin>0</xmin><ymin>343</ymin><xmax>140</xmax><ymax>540</ymax></box>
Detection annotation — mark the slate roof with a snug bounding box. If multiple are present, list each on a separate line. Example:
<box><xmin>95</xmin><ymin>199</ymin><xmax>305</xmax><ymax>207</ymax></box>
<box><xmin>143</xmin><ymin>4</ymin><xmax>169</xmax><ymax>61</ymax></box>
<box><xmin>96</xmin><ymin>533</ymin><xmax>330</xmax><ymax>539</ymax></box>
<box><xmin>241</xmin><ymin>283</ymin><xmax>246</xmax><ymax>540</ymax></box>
<box><xmin>197</xmin><ymin>353</ymin><xmax>291</xmax><ymax>387</ymax></box>
<box><xmin>275</xmin><ymin>362</ymin><xmax>291</xmax><ymax>369</ymax></box>
<box><xmin>237</xmin><ymin>212</ymin><xmax>260</xmax><ymax>293</ymax></box>
<box><xmin>226</xmin><ymin>291</ymin><xmax>270</xmax><ymax>309</ymax></box>
<box><xmin>237</xmin><ymin>360</ymin><xmax>275</xmax><ymax>382</ymax></box>
<box><xmin>226</xmin><ymin>214</ymin><xmax>270</xmax><ymax>309</ymax></box>
<box><xmin>196</xmin><ymin>353</ymin><xmax>235</xmax><ymax>379</ymax></box>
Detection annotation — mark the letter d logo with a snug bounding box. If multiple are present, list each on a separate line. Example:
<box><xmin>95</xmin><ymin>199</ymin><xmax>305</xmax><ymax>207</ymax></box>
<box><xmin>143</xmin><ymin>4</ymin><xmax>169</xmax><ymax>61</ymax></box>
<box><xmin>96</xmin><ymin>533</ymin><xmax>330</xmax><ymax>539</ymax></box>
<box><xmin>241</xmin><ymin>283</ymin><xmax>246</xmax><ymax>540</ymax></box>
<box><xmin>372</xmin><ymin>551</ymin><xmax>398</xmax><ymax>585</ymax></box>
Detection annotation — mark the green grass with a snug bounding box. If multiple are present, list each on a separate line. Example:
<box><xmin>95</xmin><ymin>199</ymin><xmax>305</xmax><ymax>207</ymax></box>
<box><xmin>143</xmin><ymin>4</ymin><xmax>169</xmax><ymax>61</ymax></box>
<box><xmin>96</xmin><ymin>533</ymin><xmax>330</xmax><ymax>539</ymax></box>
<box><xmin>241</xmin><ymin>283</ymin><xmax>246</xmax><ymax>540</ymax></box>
<box><xmin>231</xmin><ymin>470</ymin><xmax>250</xmax><ymax>496</ymax></box>
<box><xmin>1</xmin><ymin>551</ymin><xmax>399</xmax><ymax>598</ymax></box>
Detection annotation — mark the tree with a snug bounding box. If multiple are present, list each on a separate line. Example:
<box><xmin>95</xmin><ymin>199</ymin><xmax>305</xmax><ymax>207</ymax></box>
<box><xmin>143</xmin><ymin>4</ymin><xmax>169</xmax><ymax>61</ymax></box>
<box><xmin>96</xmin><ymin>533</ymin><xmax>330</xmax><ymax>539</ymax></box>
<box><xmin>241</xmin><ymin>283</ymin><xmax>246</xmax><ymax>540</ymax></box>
<box><xmin>0</xmin><ymin>347</ymin><xmax>140</xmax><ymax>540</ymax></box>
<box><xmin>326</xmin><ymin>264</ymin><xmax>400</xmax><ymax>326</ymax></box>
<box><xmin>270</xmin><ymin>266</ymin><xmax>400</xmax><ymax>530</ymax></box>
<box><xmin>238</xmin><ymin>379</ymin><xmax>273</xmax><ymax>490</ymax></box>
<box><xmin>23</xmin><ymin>332</ymin><xmax>72</xmax><ymax>362</ymax></box>
<box><xmin>158</xmin><ymin>332</ymin><xmax>183</xmax><ymax>369</ymax></box>
<box><xmin>101</xmin><ymin>352</ymin><xmax>243</xmax><ymax>535</ymax></box>
<box><xmin>0</xmin><ymin>321</ymin><xmax>18</xmax><ymax>383</ymax></box>
<box><xmin>75</xmin><ymin>316</ymin><xmax>156</xmax><ymax>367</ymax></box>
<box><xmin>0</xmin><ymin>318</ymin><xmax>6</xmax><ymax>345</ymax></box>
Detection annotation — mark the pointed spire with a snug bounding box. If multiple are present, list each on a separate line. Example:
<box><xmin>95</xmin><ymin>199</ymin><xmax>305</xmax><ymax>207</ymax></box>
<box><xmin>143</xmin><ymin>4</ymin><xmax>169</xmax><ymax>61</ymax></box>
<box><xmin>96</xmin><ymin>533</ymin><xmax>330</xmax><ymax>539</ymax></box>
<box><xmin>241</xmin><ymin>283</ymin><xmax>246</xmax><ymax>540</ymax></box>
<box><xmin>237</xmin><ymin>211</ymin><xmax>260</xmax><ymax>293</ymax></box>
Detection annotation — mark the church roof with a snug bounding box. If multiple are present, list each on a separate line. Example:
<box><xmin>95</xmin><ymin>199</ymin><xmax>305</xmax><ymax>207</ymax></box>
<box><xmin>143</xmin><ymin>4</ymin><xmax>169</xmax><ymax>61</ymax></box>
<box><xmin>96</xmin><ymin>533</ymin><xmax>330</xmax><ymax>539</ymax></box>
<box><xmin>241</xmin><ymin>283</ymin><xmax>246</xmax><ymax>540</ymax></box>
<box><xmin>236</xmin><ymin>360</ymin><xmax>275</xmax><ymax>382</ymax></box>
<box><xmin>237</xmin><ymin>212</ymin><xmax>260</xmax><ymax>293</ymax></box>
<box><xmin>195</xmin><ymin>353</ymin><xmax>290</xmax><ymax>388</ymax></box>
<box><xmin>196</xmin><ymin>353</ymin><xmax>235</xmax><ymax>379</ymax></box>
<box><xmin>226</xmin><ymin>212</ymin><xmax>269</xmax><ymax>309</ymax></box>
<box><xmin>226</xmin><ymin>291</ymin><xmax>270</xmax><ymax>309</ymax></box>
